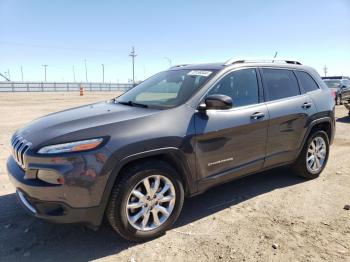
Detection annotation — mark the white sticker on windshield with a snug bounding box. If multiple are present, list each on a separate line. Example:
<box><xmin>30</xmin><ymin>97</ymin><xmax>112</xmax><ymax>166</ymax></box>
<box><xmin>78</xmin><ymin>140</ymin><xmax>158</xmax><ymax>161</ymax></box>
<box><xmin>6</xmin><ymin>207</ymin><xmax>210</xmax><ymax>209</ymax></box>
<box><xmin>187</xmin><ymin>70</ymin><xmax>212</xmax><ymax>77</ymax></box>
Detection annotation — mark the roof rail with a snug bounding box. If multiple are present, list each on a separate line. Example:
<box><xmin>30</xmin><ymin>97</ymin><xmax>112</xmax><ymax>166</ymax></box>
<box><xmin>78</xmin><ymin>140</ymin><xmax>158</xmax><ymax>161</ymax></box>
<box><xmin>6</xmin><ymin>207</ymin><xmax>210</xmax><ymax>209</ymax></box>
<box><xmin>224</xmin><ymin>58</ymin><xmax>302</xmax><ymax>66</ymax></box>
<box><xmin>169</xmin><ymin>64</ymin><xmax>190</xmax><ymax>69</ymax></box>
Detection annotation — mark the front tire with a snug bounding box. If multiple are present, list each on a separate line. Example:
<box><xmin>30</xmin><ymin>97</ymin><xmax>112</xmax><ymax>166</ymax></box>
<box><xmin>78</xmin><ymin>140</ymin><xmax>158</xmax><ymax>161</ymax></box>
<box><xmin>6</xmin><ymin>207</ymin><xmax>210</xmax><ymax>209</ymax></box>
<box><xmin>106</xmin><ymin>160</ymin><xmax>184</xmax><ymax>241</ymax></box>
<box><xmin>292</xmin><ymin>130</ymin><xmax>329</xmax><ymax>179</ymax></box>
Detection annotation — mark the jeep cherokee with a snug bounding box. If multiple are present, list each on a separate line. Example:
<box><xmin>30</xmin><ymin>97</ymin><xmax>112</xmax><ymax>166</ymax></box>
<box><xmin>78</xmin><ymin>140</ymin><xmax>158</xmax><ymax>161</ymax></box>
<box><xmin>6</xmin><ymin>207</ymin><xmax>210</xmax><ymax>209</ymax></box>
<box><xmin>7</xmin><ymin>58</ymin><xmax>335</xmax><ymax>241</ymax></box>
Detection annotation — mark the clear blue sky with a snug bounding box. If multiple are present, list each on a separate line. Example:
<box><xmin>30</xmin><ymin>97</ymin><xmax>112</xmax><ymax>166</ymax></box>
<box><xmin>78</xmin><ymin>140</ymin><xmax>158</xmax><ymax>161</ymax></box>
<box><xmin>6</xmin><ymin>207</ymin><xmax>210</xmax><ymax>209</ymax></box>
<box><xmin>0</xmin><ymin>0</ymin><xmax>349</xmax><ymax>82</ymax></box>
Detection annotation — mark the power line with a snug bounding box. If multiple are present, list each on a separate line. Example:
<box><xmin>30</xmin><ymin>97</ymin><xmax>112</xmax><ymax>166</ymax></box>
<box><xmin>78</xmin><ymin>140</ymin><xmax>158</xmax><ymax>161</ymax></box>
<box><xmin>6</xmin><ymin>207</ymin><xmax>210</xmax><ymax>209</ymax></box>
<box><xmin>129</xmin><ymin>46</ymin><xmax>137</xmax><ymax>86</ymax></box>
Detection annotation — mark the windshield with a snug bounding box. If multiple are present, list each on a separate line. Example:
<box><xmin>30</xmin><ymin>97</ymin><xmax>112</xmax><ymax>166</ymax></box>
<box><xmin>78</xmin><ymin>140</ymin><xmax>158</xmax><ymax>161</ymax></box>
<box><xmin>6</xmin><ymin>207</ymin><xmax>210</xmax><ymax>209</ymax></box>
<box><xmin>324</xmin><ymin>80</ymin><xmax>341</xmax><ymax>89</ymax></box>
<box><xmin>116</xmin><ymin>69</ymin><xmax>217</xmax><ymax>109</ymax></box>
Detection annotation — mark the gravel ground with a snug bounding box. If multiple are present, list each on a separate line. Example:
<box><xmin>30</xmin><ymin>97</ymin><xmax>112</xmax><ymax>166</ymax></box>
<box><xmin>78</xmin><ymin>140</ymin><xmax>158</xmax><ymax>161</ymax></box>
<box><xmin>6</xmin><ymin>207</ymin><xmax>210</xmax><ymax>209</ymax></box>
<box><xmin>0</xmin><ymin>92</ymin><xmax>349</xmax><ymax>262</ymax></box>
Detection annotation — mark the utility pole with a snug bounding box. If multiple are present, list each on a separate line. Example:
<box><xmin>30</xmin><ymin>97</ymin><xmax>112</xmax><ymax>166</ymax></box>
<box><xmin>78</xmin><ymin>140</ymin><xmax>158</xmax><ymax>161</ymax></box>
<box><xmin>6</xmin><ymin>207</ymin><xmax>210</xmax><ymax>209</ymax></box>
<box><xmin>84</xmin><ymin>59</ymin><xmax>88</xmax><ymax>82</ymax></box>
<box><xmin>42</xmin><ymin>65</ymin><xmax>48</xmax><ymax>81</ymax></box>
<box><xmin>7</xmin><ymin>69</ymin><xmax>11</xmax><ymax>80</ymax></box>
<box><xmin>101</xmin><ymin>64</ymin><xmax>105</xmax><ymax>83</ymax></box>
<box><xmin>129</xmin><ymin>46</ymin><xmax>137</xmax><ymax>86</ymax></box>
<box><xmin>20</xmin><ymin>66</ymin><xmax>24</xmax><ymax>81</ymax></box>
<box><xmin>323</xmin><ymin>65</ymin><xmax>328</xmax><ymax>77</ymax></box>
<box><xmin>164</xmin><ymin>57</ymin><xmax>172</xmax><ymax>67</ymax></box>
<box><xmin>72</xmin><ymin>65</ymin><xmax>76</xmax><ymax>82</ymax></box>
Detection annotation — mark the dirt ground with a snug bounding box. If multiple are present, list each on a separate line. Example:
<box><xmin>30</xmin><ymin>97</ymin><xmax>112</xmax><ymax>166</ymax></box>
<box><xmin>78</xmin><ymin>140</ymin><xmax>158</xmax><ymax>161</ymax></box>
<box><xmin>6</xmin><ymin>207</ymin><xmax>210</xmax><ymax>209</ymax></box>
<box><xmin>0</xmin><ymin>92</ymin><xmax>349</xmax><ymax>262</ymax></box>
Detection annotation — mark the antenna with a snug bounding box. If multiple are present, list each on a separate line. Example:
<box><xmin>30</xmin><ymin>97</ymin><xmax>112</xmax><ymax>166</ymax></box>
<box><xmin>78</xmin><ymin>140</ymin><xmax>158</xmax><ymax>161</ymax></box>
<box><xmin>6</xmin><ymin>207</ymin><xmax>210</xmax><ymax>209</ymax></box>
<box><xmin>272</xmin><ymin>51</ymin><xmax>278</xmax><ymax>62</ymax></box>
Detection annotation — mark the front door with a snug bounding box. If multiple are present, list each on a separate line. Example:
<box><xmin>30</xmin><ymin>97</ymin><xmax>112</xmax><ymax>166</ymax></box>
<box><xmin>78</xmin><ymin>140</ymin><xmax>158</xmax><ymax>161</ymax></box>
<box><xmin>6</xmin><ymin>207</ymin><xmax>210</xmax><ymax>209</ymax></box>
<box><xmin>194</xmin><ymin>68</ymin><xmax>269</xmax><ymax>183</ymax></box>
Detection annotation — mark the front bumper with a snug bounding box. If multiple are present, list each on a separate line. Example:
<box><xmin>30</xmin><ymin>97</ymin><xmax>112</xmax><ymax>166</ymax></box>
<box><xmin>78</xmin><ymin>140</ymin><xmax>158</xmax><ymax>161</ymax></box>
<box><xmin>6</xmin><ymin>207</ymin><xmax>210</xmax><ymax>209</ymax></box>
<box><xmin>7</xmin><ymin>156</ymin><xmax>107</xmax><ymax>227</ymax></box>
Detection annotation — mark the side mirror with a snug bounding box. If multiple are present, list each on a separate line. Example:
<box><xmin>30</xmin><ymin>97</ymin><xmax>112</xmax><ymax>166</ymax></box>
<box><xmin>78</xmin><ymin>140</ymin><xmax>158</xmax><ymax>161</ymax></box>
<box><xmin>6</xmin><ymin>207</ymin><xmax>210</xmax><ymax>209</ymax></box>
<box><xmin>198</xmin><ymin>94</ymin><xmax>233</xmax><ymax>111</ymax></box>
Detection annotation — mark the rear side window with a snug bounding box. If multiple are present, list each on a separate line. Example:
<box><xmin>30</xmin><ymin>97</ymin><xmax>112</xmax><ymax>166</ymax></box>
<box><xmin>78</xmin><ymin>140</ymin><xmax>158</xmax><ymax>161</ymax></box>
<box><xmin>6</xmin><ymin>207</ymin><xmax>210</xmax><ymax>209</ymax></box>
<box><xmin>295</xmin><ymin>71</ymin><xmax>319</xmax><ymax>92</ymax></box>
<box><xmin>262</xmin><ymin>69</ymin><xmax>300</xmax><ymax>101</ymax></box>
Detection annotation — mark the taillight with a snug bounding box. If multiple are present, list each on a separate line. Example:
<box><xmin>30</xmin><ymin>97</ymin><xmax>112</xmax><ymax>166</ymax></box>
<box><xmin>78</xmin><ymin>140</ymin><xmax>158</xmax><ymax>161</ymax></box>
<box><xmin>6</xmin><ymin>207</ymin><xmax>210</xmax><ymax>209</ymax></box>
<box><xmin>331</xmin><ymin>91</ymin><xmax>336</xmax><ymax>99</ymax></box>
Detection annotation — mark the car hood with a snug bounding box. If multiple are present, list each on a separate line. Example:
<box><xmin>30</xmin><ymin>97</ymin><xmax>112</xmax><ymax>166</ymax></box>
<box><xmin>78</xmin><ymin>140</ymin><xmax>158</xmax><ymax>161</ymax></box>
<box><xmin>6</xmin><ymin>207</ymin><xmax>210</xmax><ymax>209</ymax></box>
<box><xmin>15</xmin><ymin>100</ymin><xmax>159</xmax><ymax>147</ymax></box>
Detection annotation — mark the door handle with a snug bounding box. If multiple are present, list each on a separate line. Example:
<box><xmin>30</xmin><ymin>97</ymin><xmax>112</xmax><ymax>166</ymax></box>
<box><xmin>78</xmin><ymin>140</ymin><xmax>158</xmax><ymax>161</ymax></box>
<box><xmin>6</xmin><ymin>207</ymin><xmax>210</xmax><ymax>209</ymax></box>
<box><xmin>250</xmin><ymin>112</ymin><xmax>265</xmax><ymax>120</ymax></box>
<box><xmin>302</xmin><ymin>102</ymin><xmax>312</xmax><ymax>109</ymax></box>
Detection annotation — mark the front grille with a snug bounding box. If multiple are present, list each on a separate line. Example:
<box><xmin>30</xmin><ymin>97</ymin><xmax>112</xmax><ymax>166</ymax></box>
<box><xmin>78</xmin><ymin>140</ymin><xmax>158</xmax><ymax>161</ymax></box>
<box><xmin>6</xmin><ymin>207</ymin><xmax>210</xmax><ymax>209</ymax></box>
<box><xmin>11</xmin><ymin>136</ymin><xmax>32</xmax><ymax>169</ymax></box>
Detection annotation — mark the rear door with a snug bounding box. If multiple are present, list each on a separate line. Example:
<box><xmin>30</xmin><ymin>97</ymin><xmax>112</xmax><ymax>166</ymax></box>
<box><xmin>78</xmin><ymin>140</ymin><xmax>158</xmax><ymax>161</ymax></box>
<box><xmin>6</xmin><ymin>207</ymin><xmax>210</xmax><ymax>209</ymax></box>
<box><xmin>261</xmin><ymin>68</ymin><xmax>316</xmax><ymax>167</ymax></box>
<box><xmin>194</xmin><ymin>68</ymin><xmax>269</xmax><ymax>182</ymax></box>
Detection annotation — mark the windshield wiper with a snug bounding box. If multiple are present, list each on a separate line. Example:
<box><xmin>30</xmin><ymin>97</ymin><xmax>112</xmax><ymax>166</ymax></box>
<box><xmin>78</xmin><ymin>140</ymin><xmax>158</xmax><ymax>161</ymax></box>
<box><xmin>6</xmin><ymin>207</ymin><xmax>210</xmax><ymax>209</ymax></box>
<box><xmin>118</xmin><ymin>101</ymin><xmax>148</xmax><ymax>108</ymax></box>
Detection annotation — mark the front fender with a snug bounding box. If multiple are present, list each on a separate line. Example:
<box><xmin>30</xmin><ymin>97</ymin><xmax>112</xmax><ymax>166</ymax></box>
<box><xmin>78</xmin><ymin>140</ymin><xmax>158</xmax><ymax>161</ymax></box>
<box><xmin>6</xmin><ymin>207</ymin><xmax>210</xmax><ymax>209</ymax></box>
<box><xmin>94</xmin><ymin>146</ymin><xmax>197</xmax><ymax>226</ymax></box>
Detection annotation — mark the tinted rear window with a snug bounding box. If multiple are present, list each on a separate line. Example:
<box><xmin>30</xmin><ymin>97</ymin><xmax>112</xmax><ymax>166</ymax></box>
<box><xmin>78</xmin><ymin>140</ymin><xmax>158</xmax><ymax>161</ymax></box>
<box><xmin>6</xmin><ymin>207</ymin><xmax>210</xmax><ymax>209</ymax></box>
<box><xmin>295</xmin><ymin>71</ymin><xmax>319</xmax><ymax>92</ymax></box>
<box><xmin>262</xmin><ymin>69</ymin><xmax>300</xmax><ymax>101</ymax></box>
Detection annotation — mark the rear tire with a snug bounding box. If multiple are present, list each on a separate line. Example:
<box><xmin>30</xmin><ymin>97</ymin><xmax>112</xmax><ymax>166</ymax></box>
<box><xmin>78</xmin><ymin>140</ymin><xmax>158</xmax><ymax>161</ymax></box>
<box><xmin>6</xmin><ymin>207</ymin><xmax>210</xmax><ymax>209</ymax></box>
<box><xmin>336</xmin><ymin>95</ymin><xmax>340</xmax><ymax>105</ymax></box>
<box><xmin>292</xmin><ymin>130</ymin><xmax>329</xmax><ymax>179</ymax></box>
<box><xmin>106</xmin><ymin>160</ymin><xmax>184</xmax><ymax>242</ymax></box>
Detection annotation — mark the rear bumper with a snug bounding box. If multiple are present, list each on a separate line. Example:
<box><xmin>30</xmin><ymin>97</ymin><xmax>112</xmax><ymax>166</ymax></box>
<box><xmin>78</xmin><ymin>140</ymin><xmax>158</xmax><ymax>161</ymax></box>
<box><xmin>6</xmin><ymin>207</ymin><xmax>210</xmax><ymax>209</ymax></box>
<box><xmin>7</xmin><ymin>156</ymin><xmax>104</xmax><ymax>227</ymax></box>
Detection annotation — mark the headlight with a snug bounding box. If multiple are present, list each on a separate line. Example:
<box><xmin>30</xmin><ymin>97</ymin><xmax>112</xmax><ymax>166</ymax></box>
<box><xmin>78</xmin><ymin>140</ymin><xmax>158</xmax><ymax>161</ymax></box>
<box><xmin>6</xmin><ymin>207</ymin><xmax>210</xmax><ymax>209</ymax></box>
<box><xmin>38</xmin><ymin>138</ymin><xmax>104</xmax><ymax>154</ymax></box>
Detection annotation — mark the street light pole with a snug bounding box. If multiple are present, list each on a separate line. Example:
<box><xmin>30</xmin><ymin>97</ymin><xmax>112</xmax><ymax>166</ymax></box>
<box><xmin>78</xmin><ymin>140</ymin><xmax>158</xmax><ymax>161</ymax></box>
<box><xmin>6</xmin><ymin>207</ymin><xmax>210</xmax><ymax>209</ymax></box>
<box><xmin>129</xmin><ymin>46</ymin><xmax>137</xmax><ymax>86</ymax></box>
<box><xmin>20</xmin><ymin>66</ymin><xmax>24</xmax><ymax>81</ymax></box>
<box><xmin>84</xmin><ymin>59</ymin><xmax>88</xmax><ymax>82</ymax></box>
<box><xmin>101</xmin><ymin>64</ymin><xmax>105</xmax><ymax>83</ymax></box>
<box><xmin>42</xmin><ymin>65</ymin><xmax>48</xmax><ymax>81</ymax></box>
<box><xmin>72</xmin><ymin>65</ymin><xmax>76</xmax><ymax>82</ymax></box>
<box><xmin>164</xmin><ymin>57</ymin><xmax>172</xmax><ymax>67</ymax></box>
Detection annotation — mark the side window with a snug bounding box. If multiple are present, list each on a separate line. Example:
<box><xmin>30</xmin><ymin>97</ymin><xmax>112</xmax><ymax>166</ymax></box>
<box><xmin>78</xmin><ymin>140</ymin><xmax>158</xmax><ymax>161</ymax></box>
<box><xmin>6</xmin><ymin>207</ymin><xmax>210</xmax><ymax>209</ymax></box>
<box><xmin>295</xmin><ymin>71</ymin><xmax>319</xmax><ymax>92</ymax></box>
<box><xmin>262</xmin><ymin>69</ymin><xmax>301</xmax><ymax>101</ymax></box>
<box><xmin>208</xmin><ymin>68</ymin><xmax>259</xmax><ymax>107</ymax></box>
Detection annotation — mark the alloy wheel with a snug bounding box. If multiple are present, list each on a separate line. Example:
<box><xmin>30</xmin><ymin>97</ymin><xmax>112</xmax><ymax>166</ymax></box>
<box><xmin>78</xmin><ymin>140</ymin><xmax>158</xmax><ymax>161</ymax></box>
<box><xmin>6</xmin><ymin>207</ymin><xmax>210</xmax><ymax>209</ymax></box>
<box><xmin>306</xmin><ymin>136</ymin><xmax>327</xmax><ymax>173</ymax></box>
<box><xmin>125</xmin><ymin>175</ymin><xmax>176</xmax><ymax>231</ymax></box>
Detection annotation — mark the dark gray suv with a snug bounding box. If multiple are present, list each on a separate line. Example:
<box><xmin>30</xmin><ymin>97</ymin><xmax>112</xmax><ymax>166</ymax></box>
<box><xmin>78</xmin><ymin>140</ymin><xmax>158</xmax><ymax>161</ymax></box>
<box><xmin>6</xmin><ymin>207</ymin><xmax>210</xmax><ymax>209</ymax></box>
<box><xmin>7</xmin><ymin>58</ymin><xmax>335</xmax><ymax>241</ymax></box>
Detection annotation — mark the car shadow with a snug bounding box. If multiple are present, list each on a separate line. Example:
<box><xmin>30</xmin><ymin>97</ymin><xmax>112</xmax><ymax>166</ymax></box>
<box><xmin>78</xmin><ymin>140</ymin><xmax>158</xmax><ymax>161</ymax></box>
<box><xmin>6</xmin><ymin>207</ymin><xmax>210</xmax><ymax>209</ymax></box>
<box><xmin>176</xmin><ymin>167</ymin><xmax>304</xmax><ymax>227</ymax></box>
<box><xmin>0</xmin><ymin>167</ymin><xmax>304</xmax><ymax>261</ymax></box>
<box><xmin>336</xmin><ymin>115</ymin><xmax>350</xmax><ymax>123</ymax></box>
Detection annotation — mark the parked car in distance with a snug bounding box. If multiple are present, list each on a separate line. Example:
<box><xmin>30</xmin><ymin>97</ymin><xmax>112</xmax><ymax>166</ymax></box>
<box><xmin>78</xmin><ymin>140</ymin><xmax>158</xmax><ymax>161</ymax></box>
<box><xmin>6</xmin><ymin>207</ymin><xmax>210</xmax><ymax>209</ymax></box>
<box><xmin>323</xmin><ymin>76</ymin><xmax>350</xmax><ymax>105</ymax></box>
<box><xmin>7</xmin><ymin>58</ymin><xmax>335</xmax><ymax>241</ymax></box>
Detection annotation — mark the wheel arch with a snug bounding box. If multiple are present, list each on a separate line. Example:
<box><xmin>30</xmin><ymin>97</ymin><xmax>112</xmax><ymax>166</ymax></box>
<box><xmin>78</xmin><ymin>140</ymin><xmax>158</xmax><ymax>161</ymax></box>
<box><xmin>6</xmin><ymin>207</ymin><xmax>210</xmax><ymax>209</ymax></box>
<box><xmin>99</xmin><ymin>147</ymin><xmax>196</xmax><ymax>220</ymax></box>
<box><xmin>301</xmin><ymin>117</ymin><xmax>334</xmax><ymax>152</ymax></box>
